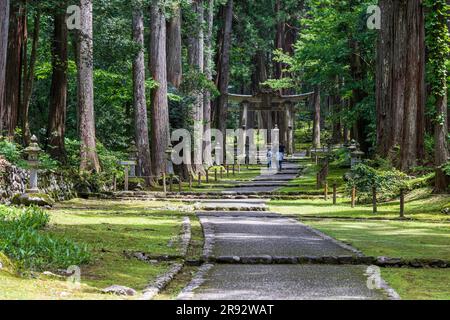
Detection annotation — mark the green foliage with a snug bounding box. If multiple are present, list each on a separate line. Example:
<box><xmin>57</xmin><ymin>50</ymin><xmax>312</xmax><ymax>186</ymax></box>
<box><xmin>345</xmin><ymin>163</ymin><xmax>409</xmax><ymax>202</ymax></box>
<box><xmin>65</xmin><ymin>138</ymin><xmax>125</xmax><ymax>193</ymax></box>
<box><xmin>0</xmin><ymin>139</ymin><xmax>22</xmax><ymax>164</ymax></box>
<box><xmin>0</xmin><ymin>206</ymin><xmax>90</xmax><ymax>272</ymax></box>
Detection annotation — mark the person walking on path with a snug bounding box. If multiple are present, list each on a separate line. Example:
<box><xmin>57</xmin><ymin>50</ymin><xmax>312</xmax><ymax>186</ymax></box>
<box><xmin>277</xmin><ymin>145</ymin><xmax>285</xmax><ymax>171</ymax></box>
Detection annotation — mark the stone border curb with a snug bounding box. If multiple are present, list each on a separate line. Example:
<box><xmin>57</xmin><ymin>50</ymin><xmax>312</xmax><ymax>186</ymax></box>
<box><xmin>180</xmin><ymin>217</ymin><xmax>191</xmax><ymax>256</ymax></box>
<box><xmin>141</xmin><ymin>263</ymin><xmax>184</xmax><ymax>300</ymax></box>
<box><xmin>203</xmin><ymin>255</ymin><xmax>450</xmax><ymax>268</ymax></box>
<box><xmin>176</xmin><ymin>264</ymin><xmax>214</xmax><ymax>300</ymax></box>
<box><xmin>198</xmin><ymin>216</ymin><xmax>215</xmax><ymax>260</ymax></box>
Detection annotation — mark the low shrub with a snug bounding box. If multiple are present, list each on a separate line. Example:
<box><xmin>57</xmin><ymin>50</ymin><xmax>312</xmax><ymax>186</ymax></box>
<box><xmin>0</xmin><ymin>205</ymin><xmax>90</xmax><ymax>272</ymax></box>
<box><xmin>345</xmin><ymin>163</ymin><xmax>409</xmax><ymax>203</ymax></box>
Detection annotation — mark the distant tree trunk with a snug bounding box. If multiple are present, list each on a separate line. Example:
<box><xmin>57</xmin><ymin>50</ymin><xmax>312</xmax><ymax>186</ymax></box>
<box><xmin>189</xmin><ymin>0</ymin><xmax>205</xmax><ymax>173</ymax></box>
<box><xmin>274</xmin><ymin>0</ymin><xmax>284</xmax><ymax>80</ymax></box>
<box><xmin>3</xmin><ymin>0</ymin><xmax>25</xmax><ymax>139</ymax></box>
<box><xmin>149</xmin><ymin>0</ymin><xmax>170</xmax><ymax>177</ymax></box>
<box><xmin>47</xmin><ymin>7</ymin><xmax>68</xmax><ymax>162</ymax></box>
<box><xmin>0</xmin><ymin>0</ymin><xmax>10</xmax><ymax>135</ymax></box>
<box><xmin>213</xmin><ymin>0</ymin><xmax>233</xmax><ymax>136</ymax></box>
<box><xmin>331</xmin><ymin>94</ymin><xmax>342</xmax><ymax>144</ymax></box>
<box><xmin>376</xmin><ymin>0</ymin><xmax>425</xmax><ymax>171</ymax></box>
<box><xmin>78</xmin><ymin>0</ymin><xmax>100</xmax><ymax>172</ymax></box>
<box><xmin>203</xmin><ymin>0</ymin><xmax>214</xmax><ymax>167</ymax></box>
<box><xmin>349</xmin><ymin>39</ymin><xmax>369</xmax><ymax>152</ymax></box>
<box><xmin>312</xmin><ymin>86</ymin><xmax>321</xmax><ymax>148</ymax></box>
<box><xmin>132</xmin><ymin>3</ymin><xmax>152</xmax><ymax>186</ymax></box>
<box><xmin>166</xmin><ymin>4</ymin><xmax>182</xmax><ymax>89</ymax></box>
<box><xmin>21</xmin><ymin>11</ymin><xmax>40</xmax><ymax>145</ymax></box>
<box><xmin>428</xmin><ymin>0</ymin><xmax>450</xmax><ymax>192</ymax></box>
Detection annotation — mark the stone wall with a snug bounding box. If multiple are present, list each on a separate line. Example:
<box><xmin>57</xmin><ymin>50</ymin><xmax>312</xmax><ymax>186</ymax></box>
<box><xmin>0</xmin><ymin>158</ymin><xmax>76</xmax><ymax>204</ymax></box>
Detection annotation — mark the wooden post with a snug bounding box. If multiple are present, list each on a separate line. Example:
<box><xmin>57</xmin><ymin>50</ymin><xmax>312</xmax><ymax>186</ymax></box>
<box><xmin>215</xmin><ymin>168</ymin><xmax>218</xmax><ymax>182</ymax></box>
<box><xmin>189</xmin><ymin>174</ymin><xmax>192</xmax><ymax>191</ymax></box>
<box><xmin>220</xmin><ymin>167</ymin><xmax>224</xmax><ymax>179</ymax></box>
<box><xmin>372</xmin><ymin>185</ymin><xmax>378</xmax><ymax>214</ymax></box>
<box><xmin>232</xmin><ymin>164</ymin><xmax>236</xmax><ymax>176</ymax></box>
<box><xmin>333</xmin><ymin>183</ymin><xmax>337</xmax><ymax>205</ymax></box>
<box><xmin>351</xmin><ymin>186</ymin><xmax>356</xmax><ymax>208</ymax></box>
<box><xmin>198</xmin><ymin>172</ymin><xmax>201</xmax><ymax>186</ymax></box>
<box><xmin>178</xmin><ymin>176</ymin><xmax>182</xmax><ymax>192</ymax></box>
<box><xmin>169</xmin><ymin>174</ymin><xmax>173</xmax><ymax>192</ymax></box>
<box><xmin>324</xmin><ymin>181</ymin><xmax>328</xmax><ymax>201</ymax></box>
<box><xmin>162</xmin><ymin>172</ymin><xmax>167</xmax><ymax>193</ymax></box>
<box><xmin>206</xmin><ymin>169</ymin><xmax>209</xmax><ymax>183</ymax></box>
<box><xmin>124</xmin><ymin>167</ymin><xmax>129</xmax><ymax>191</ymax></box>
<box><xmin>226</xmin><ymin>165</ymin><xmax>230</xmax><ymax>177</ymax></box>
<box><xmin>400</xmin><ymin>189</ymin><xmax>405</xmax><ymax>218</ymax></box>
<box><xmin>113</xmin><ymin>174</ymin><xmax>117</xmax><ymax>192</ymax></box>
<box><xmin>316</xmin><ymin>173</ymin><xmax>320</xmax><ymax>189</ymax></box>
<box><xmin>315</xmin><ymin>155</ymin><xmax>318</xmax><ymax>165</ymax></box>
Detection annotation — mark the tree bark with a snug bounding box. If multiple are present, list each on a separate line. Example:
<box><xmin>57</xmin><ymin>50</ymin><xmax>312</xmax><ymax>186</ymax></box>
<box><xmin>432</xmin><ymin>0</ymin><xmax>450</xmax><ymax>192</ymax></box>
<box><xmin>78</xmin><ymin>0</ymin><xmax>100</xmax><ymax>172</ymax></box>
<box><xmin>0</xmin><ymin>0</ymin><xmax>10</xmax><ymax>135</ymax></box>
<box><xmin>213</xmin><ymin>0</ymin><xmax>233</xmax><ymax>136</ymax></box>
<box><xmin>312</xmin><ymin>86</ymin><xmax>321</xmax><ymax>149</ymax></box>
<box><xmin>149</xmin><ymin>0</ymin><xmax>170</xmax><ymax>177</ymax></box>
<box><xmin>401</xmin><ymin>0</ymin><xmax>425</xmax><ymax>171</ymax></box>
<box><xmin>188</xmin><ymin>0</ymin><xmax>205</xmax><ymax>173</ymax></box>
<box><xmin>203</xmin><ymin>0</ymin><xmax>214</xmax><ymax>167</ymax></box>
<box><xmin>166</xmin><ymin>4</ymin><xmax>182</xmax><ymax>89</ymax></box>
<box><xmin>47</xmin><ymin>7</ymin><xmax>68</xmax><ymax>162</ymax></box>
<box><xmin>376</xmin><ymin>0</ymin><xmax>425</xmax><ymax>171</ymax></box>
<box><xmin>132</xmin><ymin>3</ymin><xmax>152</xmax><ymax>186</ymax></box>
<box><xmin>21</xmin><ymin>11</ymin><xmax>40</xmax><ymax>145</ymax></box>
<box><xmin>3</xmin><ymin>0</ymin><xmax>25</xmax><ymax>139</ymax></box>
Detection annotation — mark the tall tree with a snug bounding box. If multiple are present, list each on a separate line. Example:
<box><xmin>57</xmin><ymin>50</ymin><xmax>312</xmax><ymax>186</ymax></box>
<box><xmin>188</xmin><ymin>0</ymin><xmax>205</xmax><ymax>173</ymax></box>
<box><xmin>0</xmin><ymin>0</ymin><xmax>10</xmax><ymax>135</ymax></box>
<box><xmin>213</xmin><ymin>0</ymin><xmax>233</xmax><ymax>136</ymax></box>
<box><xmin>149</xmin><ymin>0</ymin><xmax>170</xmax><ymax>177</ymax></box>
<box><xmin>47</xmin><ymin>4</ymin><xmax>68</xmax><ymax>162</ymax></box>
<box><xmin>376</xmin><ymin>0</ymin><xmax>426</xmax><ymax>171</ymax></box>
<box><xmin>166</xmin><ymin>2</ymin><xmax>182</xmax><ymax>89</ymax></box>
<box><xmin>21</xmin><ymin>11</ymin><xmax>41</xmax><ymax>145</ymax></box>
<box><xmin>132</xmin><ymin>1</ymin><xmax>152</xmax><ymax>186</ymax></box>
<box><xmin>424</xmin><ymin>0</ymin><xmax>450</xmax><ymax>192</ymax></box>
<box><xmin>3</xmin><ymin>0</ymin><xmax>26</xmax><ymax>139</ymax></box>
<box><xmin>78</xmin><ymin>0</ymin><xmax>100</xmax><ymax>172</ymax></box>
<box><xmin>203</xmin><ymin>0</ymin><xmax>214</xmax><ymax>167</ymax></box>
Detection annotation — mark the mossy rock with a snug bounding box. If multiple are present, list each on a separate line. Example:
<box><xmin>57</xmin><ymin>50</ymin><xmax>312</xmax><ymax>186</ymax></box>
<box><xmin>11</xmin><ymin>193</ymin><xmax>55</xmax><ymax>207</ymax></box>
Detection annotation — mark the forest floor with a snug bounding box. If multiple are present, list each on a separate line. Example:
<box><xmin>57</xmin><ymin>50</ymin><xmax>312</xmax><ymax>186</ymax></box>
<box><xmin>0</xmin><ymin>199</ymin><xmax>194</xmax><ymax>300</ymax></box>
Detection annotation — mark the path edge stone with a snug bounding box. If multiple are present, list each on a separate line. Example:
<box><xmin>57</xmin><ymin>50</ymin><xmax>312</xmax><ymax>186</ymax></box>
<box><xmin>176</xmin><ymin>264</ymin><xmax>214</xmax><ymax>300</ymax></box>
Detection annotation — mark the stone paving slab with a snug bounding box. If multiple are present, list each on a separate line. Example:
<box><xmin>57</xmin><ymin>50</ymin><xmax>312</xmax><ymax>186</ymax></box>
<box><xmin>181</xmin><ymin>264</ymin><xmax>386</xmax><ymax>300</ymax></box>
<box><xmin>200</xmin><ymin>216</ymin><xmax>355</xmax><ymax>257</ymax></box>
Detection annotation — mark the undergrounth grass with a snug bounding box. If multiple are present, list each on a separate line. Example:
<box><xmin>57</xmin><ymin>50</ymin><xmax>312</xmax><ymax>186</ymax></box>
<box><xmin>0</xmin><ymin>199</ymin><xmax>188</xmax><ymax>300</ymax></box>
<box><xmin>381</xmin><ymin>269</ymin><xmax>450</xmax><ymax>300</ymax></box>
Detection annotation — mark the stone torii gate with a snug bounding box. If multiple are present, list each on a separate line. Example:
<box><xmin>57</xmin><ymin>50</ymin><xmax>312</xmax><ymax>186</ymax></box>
<box><xmin>228</xmin><ymin>90</ymin><xmax>313</xmax><ymax>156</ymax></box>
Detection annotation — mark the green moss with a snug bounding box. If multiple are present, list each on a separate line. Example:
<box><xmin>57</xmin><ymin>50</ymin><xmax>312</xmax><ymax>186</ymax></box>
<box><xmin>382</xmin><ymin>268</ymin><xmax>450</xmax><ymax>300</ymax></box>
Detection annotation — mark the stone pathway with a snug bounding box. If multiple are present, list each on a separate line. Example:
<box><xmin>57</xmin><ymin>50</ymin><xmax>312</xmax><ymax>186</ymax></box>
<box><xmin>178</xmin><ymin>158</ymin><xmax>391</xmax><ymax>300</ymax></box>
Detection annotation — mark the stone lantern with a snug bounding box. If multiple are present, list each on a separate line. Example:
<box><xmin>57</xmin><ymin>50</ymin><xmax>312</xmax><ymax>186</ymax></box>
<box><xmin>24</xmin><ymin>135</ymin><xmax>41</xmax><ymax>193</ymax></box>
<box><xmin>351</xmin><ymin>149</ymin><xmax>365</xmax><ymax>168</ymax></box>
